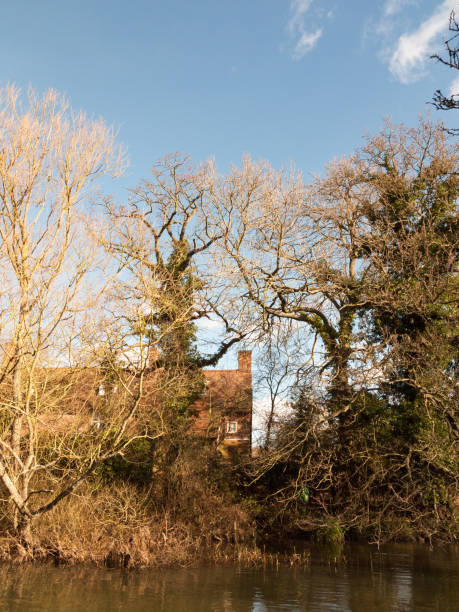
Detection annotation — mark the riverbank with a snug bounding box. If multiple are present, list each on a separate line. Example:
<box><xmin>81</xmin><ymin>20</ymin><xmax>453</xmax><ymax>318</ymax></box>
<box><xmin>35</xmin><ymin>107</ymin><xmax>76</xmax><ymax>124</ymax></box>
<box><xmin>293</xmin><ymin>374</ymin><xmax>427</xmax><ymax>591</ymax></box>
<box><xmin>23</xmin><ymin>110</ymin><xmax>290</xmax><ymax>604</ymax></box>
<box><xmin>1</xmin><ymin>449</ymin><xmax>457</xmax><ymax>569</ymax></box>
<box><xmin>0</xmin><ymin>493</ymin><xmax>456</xmax><ymax>570</ymax></box>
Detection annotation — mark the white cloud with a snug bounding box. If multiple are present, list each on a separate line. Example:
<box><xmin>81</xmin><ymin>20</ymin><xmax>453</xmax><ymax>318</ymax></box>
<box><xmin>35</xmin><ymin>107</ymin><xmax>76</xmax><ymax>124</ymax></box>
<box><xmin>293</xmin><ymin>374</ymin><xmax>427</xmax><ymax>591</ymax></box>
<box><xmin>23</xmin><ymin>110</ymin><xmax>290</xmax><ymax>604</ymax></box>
<box><xmin>383</xmin><ymin>0</ymin><xmax>417</xmax><ymax>16</ymax></box>
<box><xmin>293</xmin><ymin>28</ymin><xmax>323</xmax><ymax>59</ymax></box>
<box><xmin>288</xmin><ymin>0</ymin><xmax>314</xmax><ymax>33</ymax></box>
<box><xmin>197</xmin><ymin>317</ymin><xmax>225</xmax><ymax>332</ymax></box>
<box><xmin>389</xmin><ymin>1</ymin><xmax>456</xmax><ymax>83</ymax></box>
<box><xmin>287</xmin><ymin>0</ymin><xmax>323</xmax><ymax>59</ymax></box>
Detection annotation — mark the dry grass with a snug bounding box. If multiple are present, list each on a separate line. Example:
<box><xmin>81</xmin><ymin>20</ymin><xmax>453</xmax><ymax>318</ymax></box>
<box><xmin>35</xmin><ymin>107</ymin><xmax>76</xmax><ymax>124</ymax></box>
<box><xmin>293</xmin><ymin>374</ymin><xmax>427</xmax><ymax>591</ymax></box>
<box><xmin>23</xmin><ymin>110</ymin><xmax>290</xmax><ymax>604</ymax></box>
<box><xmin>0</xmin><ymin>480</ymin><xmax>311</xmax><ymax>569</ymax></box>
<box><xmin>0</xmin><ymin>481</ymin><xmax>226</xmax><ymax>568</ymax></box>
<box><xmin>1</xmin><ymin>483</ymin><xmax>204</xmax><ymax>567</ymax></box>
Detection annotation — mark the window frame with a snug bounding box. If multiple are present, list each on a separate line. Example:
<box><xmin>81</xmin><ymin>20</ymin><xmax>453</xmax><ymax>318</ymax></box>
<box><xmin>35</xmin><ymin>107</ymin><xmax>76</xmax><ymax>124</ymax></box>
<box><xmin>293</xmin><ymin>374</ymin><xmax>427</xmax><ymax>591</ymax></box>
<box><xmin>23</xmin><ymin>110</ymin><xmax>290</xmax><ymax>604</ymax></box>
<box><xmin>226</xmin><ymin>421</ymin><xmax>238</xmax><ymax>434</ymax></box>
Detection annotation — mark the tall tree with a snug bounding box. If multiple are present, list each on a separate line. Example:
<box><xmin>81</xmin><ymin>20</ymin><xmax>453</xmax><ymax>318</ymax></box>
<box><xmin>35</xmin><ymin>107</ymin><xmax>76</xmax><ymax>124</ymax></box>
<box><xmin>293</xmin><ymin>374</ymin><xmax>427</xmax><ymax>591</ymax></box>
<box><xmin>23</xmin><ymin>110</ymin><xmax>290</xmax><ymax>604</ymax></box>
<box><xmin>208</xmin><ymin>156</ymin><xmax>372</xmax><ymax>437</ymax></box>
<box><xmin>0</xmin><ymin>86</ymin><xmax>130</xmax><ymax>548</ymax></box>
<box><xmin>362</xmin><ymin>120</ymin><xmax>458</xmax><ymax>462</ymax></box>
<box><xmin>215</xmin><ymin>123</ymin><xmax>458</xmax><ymax>540</ymax></box>
<box><xmin>104</xmin><ymin>154</ymin><xmax>247</xmax><ymax>386</ymax></box>
<box><xmin>101</xmin><ymin>155</ymin><xmax>249</xmax><ymax>481</ymax></box>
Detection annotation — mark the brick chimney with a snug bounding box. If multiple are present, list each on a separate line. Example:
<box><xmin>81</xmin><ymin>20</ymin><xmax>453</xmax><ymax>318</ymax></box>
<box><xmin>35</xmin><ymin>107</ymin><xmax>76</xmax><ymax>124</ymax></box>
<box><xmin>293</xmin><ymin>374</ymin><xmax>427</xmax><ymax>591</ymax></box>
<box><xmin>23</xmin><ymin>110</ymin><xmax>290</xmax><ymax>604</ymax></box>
<box><xmin>238</xmin><ymin>350</ymin><xmax>252</xmax><ymax>373</ymax></box>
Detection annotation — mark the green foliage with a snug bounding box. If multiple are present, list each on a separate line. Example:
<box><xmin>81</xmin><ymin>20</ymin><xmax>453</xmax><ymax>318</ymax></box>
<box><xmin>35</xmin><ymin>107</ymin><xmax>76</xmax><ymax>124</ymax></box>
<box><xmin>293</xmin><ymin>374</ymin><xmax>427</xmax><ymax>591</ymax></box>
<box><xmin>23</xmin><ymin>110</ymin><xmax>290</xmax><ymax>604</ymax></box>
<box><xmin>139</xmin><ymin>240</ymin><xmax>205</xmax><ymax>418</ymax></box>
<box><xmin>141</xmin><ymin>240</ymin><xmax>201</xmax><ymax>365</ymax></box>
<box><xmin>98</xmin><ymin>439</ymin><xmax>154</xmax><ymax>485</ymax></box>
<box><xmin>250</xmin><ymin>121</ymin><xmax>458</xmax><ymax>544</ymax></box>
<box><xmin>316</xmin><ymin>519</ymin><xmax>345</xmax><ymax>547</ymax></box>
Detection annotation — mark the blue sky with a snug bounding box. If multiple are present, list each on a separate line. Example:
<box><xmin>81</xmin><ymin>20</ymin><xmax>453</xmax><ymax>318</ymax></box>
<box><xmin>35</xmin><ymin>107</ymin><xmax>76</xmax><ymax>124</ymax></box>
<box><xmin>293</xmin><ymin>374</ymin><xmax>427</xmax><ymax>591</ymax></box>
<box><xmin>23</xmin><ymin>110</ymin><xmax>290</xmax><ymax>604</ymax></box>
<box><xmin>2</xmin><ymin>0</ymin><xmax>458</xmax><ymax>187</ymax></box>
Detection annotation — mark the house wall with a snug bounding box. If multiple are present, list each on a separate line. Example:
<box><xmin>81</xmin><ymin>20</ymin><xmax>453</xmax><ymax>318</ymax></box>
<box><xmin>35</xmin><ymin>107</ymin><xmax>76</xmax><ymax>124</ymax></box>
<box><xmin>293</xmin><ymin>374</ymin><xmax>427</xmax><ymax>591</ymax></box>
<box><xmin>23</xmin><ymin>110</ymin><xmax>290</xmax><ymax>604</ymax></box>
<box><xmin>1</xmin><ymin>350</ymin><xmax>253</xmax><ymax>455</ymax></box>
<box><xmin>191</xmin><ymin>350</ymin><xmax>252</xmax><ymax>456</ymax></box>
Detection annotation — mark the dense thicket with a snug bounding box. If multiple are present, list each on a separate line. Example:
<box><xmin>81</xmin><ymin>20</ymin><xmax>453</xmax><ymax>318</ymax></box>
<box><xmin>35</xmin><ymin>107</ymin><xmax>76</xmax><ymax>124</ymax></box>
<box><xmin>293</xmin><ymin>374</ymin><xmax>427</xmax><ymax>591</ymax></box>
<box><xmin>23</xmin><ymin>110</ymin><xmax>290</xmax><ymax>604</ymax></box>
<box><xmin>0</xmin><ymin>87</ymin><xmax>457</xmax><ymax>562</ymax></box>
<box><xmin>244</xmin><ymin>121</ymin><xmax>458</xmax><ymax>544</ymax></box>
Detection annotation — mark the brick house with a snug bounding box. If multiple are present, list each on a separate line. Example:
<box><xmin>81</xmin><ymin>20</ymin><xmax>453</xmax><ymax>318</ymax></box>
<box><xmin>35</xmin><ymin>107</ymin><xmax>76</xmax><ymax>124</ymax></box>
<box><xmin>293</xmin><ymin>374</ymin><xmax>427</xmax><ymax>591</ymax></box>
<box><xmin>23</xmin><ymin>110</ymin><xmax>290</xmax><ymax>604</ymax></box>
<box><xmin>2</xmin><ymin>347</ymin><xmax>253</xmax><ymax>456</ymax></box>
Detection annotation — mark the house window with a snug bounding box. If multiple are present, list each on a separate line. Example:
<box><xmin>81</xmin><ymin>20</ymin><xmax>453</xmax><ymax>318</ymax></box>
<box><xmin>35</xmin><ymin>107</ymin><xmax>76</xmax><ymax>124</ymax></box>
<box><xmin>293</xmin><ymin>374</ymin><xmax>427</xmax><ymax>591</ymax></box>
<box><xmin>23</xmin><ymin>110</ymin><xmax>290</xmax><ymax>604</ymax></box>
<box><xmin>226</xmin><ymin>421</ymin><xmax>238</xmax><ymax>434</ymax></box>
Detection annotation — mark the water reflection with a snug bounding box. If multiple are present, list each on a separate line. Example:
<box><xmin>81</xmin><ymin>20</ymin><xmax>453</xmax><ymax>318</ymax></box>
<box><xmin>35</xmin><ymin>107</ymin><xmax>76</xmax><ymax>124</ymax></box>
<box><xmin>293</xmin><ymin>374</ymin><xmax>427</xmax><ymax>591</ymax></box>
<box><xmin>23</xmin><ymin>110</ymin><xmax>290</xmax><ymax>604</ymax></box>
<box><xmin>0</xmin><ymin>544</ymin><xmax>458</xmax><ymax>611</ymax></box>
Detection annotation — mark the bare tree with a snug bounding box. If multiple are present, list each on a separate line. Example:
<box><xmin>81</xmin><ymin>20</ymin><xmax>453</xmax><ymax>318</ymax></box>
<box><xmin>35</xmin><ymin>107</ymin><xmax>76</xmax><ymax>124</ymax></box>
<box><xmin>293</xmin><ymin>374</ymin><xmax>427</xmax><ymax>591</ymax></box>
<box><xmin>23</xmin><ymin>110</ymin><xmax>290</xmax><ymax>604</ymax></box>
<box><xmin>94</xmin><ymin>155</ymin><xmax>251</xmax><ymax>488</ymax></box>
<box><xmin>207</xmin><ymin>155</ymin><xmax>373</xmax><ymax>435</ymax></box>
<box><xmin>101</xmin><ymin>154</ymin><xmax>248</xmax><ymax>372</ymax></box>
<box><xmin>0</xmin><ymin>86</ymin><xmax>131</xmax><ymax>548</ymax></box>
<box><xmin>253</xmin><ymin>320</ymin><xmax>313</xmax><ymax>451</ymax></box>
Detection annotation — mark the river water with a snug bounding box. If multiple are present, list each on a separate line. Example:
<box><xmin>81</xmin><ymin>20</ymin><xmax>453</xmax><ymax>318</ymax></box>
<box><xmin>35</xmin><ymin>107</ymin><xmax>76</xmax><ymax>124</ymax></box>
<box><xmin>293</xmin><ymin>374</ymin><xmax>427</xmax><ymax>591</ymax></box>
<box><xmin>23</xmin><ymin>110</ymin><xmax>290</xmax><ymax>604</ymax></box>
<box><xmin>0</xmin><ymin>544</ymin><xmax>458</xmax><ymax>611</ymax></box>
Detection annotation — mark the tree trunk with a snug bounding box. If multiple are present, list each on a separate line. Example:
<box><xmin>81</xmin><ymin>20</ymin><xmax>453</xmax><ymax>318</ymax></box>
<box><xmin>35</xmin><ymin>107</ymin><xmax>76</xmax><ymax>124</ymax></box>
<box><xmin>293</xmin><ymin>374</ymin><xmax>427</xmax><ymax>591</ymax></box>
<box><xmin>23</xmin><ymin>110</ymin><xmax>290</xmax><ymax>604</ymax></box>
<box><xmin>11</xmin><ymin>347</ymin><xmax>23</xmax><ymax>459</ymax></box>
<box><xmin>15</xmin><ymin>515</ymin><xmax>33</xmax><ymax>554</ymax></box>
